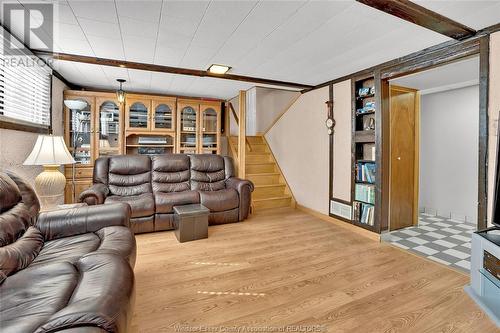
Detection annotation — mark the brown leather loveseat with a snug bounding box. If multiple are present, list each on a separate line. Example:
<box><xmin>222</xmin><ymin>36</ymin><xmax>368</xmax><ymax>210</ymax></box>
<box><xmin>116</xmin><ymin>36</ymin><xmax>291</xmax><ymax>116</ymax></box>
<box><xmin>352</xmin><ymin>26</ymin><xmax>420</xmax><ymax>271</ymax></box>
<box><xmin>0</xmin><ymin>172</ymin><xmax>136</xmax><ymax>333</ymax></box>
<box><xmin>79</xmin><ymin>154</ymin><xmax>254</xmax><ymax>234</ymax></box>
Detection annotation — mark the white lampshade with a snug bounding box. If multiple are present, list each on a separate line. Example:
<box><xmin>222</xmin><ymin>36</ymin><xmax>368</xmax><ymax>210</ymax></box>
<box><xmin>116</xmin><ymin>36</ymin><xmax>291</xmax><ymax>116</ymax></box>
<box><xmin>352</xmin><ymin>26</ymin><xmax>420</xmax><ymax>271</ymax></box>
<box><xmin>64</xmin><ymin>100</ymin><xmax>87</xmax><ymax>110</ymax></box>
<box><xmin>23</xmin><ymin>135</ymin><xmax>75</xmax><ymax>166</ymax></box>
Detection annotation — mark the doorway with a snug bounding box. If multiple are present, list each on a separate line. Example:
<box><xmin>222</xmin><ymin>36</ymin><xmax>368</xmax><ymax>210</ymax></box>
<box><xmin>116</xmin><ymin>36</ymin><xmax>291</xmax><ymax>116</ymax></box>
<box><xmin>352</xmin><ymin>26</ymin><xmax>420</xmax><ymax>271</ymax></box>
<box><xmin>382</xmin><ymin>56</ymin><xmax>480</xmax><ymax>272</ymax></box>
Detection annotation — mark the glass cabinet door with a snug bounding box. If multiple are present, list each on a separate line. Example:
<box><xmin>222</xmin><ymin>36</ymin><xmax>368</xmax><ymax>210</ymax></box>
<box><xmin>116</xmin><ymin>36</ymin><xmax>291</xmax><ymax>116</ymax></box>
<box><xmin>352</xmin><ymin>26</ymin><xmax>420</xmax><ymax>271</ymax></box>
<box><xmin>152</xmin><ymin>99</ymin><xmax>175</xmax><ymax>131</ymax></box>
<box><xmin>178</xmin><ymin>103</ymin><xmax>199</xmax><ymax>153</ymax></box>
<box><xmin>66</xmin><ymin>97</ymin><xmax>93</xmax><ymax>165</ymax></box>
<box><xmin>96</xmin><ymin>98</ymin><xmax>121</xmax><ymax>157</ymax></box>
<box><xmin>127</xmin><ymin>99</ymin><xmax>150</xmax><ymax>130</ymax></box>
<box><xmin>200</xmin><ymin>104</ymin><xmax>220</xmax><ymax>154</ymax></box>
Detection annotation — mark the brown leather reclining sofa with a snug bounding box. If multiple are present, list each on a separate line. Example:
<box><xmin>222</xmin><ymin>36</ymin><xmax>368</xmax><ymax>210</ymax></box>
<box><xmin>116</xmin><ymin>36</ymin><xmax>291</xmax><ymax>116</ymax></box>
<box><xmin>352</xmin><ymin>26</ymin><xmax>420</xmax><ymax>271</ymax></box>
<box><xmin>79</xmin><ymin>154</ymin><xmax>254</xmax><ymax>234</ymax></box>
<box><xmin>0</xmin><ymin>172</ymin><xmax>136</xmax><ymax>333</ymax></box>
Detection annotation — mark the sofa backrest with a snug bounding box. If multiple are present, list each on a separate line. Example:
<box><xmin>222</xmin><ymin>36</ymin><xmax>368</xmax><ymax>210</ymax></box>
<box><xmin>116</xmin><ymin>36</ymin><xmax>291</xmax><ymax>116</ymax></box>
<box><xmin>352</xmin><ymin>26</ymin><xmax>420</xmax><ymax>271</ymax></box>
<box><xmin>189</xmin><ymin>155</ymin><xmax>234</xmax><ymax>191</ymax></box>
<box><xmin>95</xmin><ymin>155</ymin><xmax>152</xmax><ymax>196</ymax></box>
<box><xmin>151</xmin><ymin>154</ymin><xmax>191</xmax><ymax>193</ymax></box>
<box><xmin>94</xmin><ymin>154</ymin><xmax>235</xmax><ymax>195</ymax></box>
<box><xmin>0</xmin><ymin>172</ymin><xmax>43</xmax><ymax>281</ymax></box>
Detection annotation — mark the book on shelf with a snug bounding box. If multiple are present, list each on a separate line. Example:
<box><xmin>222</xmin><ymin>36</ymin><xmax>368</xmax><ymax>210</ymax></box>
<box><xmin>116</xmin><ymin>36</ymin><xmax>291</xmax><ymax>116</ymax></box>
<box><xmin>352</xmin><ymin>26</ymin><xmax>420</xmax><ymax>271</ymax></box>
<box><xmin>356</xmin><ymin>162</ymin><xmax>376</xmax><ymax>183</ymax></box>
<box><xmin>352</xmin><ymin>202</ymin><xmax>374</xmax><ymax>226</ymax></box>
<box><xmin>355</xmin><ymin>183</ymin><xmax>375</xmax><ymax>204</ymax></box>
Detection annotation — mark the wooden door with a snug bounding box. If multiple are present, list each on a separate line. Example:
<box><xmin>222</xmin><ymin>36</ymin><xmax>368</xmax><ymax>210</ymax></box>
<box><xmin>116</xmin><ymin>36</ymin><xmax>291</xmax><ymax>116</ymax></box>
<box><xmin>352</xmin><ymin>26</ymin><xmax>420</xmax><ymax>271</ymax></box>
<box><xmin>96</xmin><ymin>97</ymin><xmax>123</xmax><ymax>158</ymax></box>
<box><xmin>126</xmin><ymin>98</ymin><xmax>151</xmax><ymax>131</ymax></box>
<box><xmin>177</xmin><ymin>100</ymin><xmax>199</xmax><ymax>154</ymax></box>
<box><xmin>151</xmin><ymin>97</ymin><xmax>176</xmax><ymax>132</ymax></box>
<box><xmin>64</xmin><ymin>95</ymin><xmax>95</xmax><ymax>167</ymax></box>
<box><xmin>389</xmin><ymin>85</ymin><xmax>419</xmax><ymax>231</ymax></box>
<box><xmin>199</xmin><ymin>102</ymin><xmax>221</xmax><ymax>154</ymax></box>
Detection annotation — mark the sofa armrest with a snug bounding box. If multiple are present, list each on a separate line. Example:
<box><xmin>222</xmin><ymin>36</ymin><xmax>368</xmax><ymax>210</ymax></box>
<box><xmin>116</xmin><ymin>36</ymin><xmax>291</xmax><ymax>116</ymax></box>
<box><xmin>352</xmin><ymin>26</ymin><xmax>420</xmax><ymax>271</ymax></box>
<box><xmin>37</xmin><ymin>203</ymin><xmax>131</xmax><ymax>241</ymax></box>
<box><xmin>79</xmin><ymin>183</ymin><xmax>109</xmax><ymax>205</ymax></box>
<box><xmin>225</xmin><ymin>177</ymin><xmax>254</xmax><ymax>220</ymax></box>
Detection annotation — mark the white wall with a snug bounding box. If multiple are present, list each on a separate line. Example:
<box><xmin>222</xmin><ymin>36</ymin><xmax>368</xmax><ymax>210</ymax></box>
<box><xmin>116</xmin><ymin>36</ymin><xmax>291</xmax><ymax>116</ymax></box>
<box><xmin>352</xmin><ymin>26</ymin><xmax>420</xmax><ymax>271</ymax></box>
<box><xmin>246</xmin><ymin>87</ymin><xmax>257</xmax><ymax>136</ymax></box>
<box><xmin>488</xmin><ymin>32</ymin><xmax>500</xmax><ymax>226</ymax></box>
<box><xmin>266</xmin><ymin>87</ymin><xmax>330</xmax><ymax>214</ymax></box>
<box><xmin>0</xmin><ymin>76</ymin><xmax>67</xmax><ymax>186</ymax></box>
<box><xmin>331</xmin><ymin>80</ymin><xmax>352</xmax><ymax>202</ymax></box>
<box><xmin>255</xmin><ymin>87</ymin><xmax>300</xmax><ymax>134</ymax></box>
<box><xmin>419</xmin><ymin>85</ymin><xmax>479</xmax><ymax>223</ymax></box>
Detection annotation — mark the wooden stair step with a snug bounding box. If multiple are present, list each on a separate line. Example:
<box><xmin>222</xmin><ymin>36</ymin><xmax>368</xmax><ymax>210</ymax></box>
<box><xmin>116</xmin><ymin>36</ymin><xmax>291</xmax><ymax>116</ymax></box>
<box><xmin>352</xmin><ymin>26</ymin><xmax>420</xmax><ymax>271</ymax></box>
<box><xmin>253</xmin><ymin>196</ymin><xmax>292</xmax><ymax>210</ymax></box>
<box><xmin>247</xmin><ymin>173</ymin><xmax>281</xmax><ymax>185</ymax></box>
<box><xmin>246</xmin><ymin>163</ymin><xmax>276</xmax><ymax>173</ymax></box>
<box><xmin>253</xmin><ymin>184</ymin><xmax>287</xmax><ymax>199</ymax></box>
<box><xmin>246</xmin><ymin>136</ymin><xmax>265</xmax><ymax>144</ymax></box>
<box><xmin>246</xmin><ymin>153</ymin><xmax>271</xmax><ymax>163</ymax></box>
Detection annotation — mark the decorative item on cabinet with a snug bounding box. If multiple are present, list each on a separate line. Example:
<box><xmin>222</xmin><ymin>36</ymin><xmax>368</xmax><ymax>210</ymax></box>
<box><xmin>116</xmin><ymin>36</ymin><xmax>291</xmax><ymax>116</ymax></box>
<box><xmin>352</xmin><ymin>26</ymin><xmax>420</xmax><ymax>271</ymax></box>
<box><xmin>124</xmin><ymin>95</ymin><xmax>177</xmax><ymax>156</ymax></box>
<box><xmin>63</xmin><ymin>90</ymin><xmax>124</xmax><ymax>203</ymax></box>
<box><xmin>177</xmin><ymin>99</ymin><xmax>221</xmax><ymax>154</ymax></box>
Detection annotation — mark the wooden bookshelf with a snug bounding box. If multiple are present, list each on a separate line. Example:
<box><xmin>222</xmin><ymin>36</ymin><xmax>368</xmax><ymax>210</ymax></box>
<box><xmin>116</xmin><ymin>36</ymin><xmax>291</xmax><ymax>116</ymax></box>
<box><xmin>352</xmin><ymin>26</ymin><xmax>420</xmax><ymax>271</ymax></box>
<box><xmin>352</xmin><ymin>76</ymin><xmax>377</xmax><ymax>230</ymax></box>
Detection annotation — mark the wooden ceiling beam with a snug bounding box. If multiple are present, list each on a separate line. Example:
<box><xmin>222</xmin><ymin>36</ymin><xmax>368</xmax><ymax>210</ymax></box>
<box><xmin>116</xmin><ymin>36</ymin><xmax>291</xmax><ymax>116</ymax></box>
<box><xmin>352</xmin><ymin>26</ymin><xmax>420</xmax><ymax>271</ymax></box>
<box><xmin>33</xmin><ymin>50</ymin><xmax>313</xmax><ymax>90</ymax></box>
<box><xmin>356</xmin><ymin>0</ymin><xmax>476</xmax><ymax>40</ymax></box>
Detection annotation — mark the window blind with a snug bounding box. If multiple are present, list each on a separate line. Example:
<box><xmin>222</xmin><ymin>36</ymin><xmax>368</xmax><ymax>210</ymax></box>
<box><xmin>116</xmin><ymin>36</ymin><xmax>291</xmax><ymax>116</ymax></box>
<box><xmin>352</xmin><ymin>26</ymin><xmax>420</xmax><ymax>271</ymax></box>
<box><xmin>0</xmin><ymin>27</ymin><xmax>52</xmax><ymax>128</ymax></box>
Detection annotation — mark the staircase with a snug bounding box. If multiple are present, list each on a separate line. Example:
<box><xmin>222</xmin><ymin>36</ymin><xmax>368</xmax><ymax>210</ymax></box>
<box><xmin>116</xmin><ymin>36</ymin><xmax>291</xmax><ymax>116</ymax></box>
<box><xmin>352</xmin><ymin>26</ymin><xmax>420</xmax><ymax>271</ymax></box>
<box><xmin>229</xmin><ymin>135</ymin><xmax>295</xmax><ymax>210</ymax></box>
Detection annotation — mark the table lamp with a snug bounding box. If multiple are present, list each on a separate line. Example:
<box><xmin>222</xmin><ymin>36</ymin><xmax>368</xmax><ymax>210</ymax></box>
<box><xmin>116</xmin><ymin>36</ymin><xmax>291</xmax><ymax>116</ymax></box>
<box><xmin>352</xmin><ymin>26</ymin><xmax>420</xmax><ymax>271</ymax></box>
<box><xmin>23</xmin><ymin>135</ymin><xmax>75</xmax><ymax>211</ymax></box>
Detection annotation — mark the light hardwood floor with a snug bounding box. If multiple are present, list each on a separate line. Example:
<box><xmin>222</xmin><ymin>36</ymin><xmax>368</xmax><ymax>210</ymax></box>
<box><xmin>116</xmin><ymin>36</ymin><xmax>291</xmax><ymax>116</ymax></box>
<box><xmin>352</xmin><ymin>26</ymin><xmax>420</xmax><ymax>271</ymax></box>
<box><xmin>131</xmin><ymin>208</ymin><xmax>497</xmax><ymax>333</ymax></box>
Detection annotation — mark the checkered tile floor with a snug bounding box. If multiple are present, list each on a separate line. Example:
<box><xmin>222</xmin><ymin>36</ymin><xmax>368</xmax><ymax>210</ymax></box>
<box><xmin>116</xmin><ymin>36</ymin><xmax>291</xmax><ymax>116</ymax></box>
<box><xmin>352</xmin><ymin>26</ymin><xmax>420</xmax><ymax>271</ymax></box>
<box><xmin>381</xmin><ymin>213</ymin><xmax>475</xmax><ymax>272</ymax></box>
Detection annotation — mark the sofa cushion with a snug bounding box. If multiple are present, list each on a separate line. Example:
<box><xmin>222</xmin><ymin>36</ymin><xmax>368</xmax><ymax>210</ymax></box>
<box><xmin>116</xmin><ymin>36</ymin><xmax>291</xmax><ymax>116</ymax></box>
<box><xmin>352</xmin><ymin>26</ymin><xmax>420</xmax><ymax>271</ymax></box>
<box><xmin>151</xmin><ymin>154</ymin><xmax>190</xmax><ymax>192</ymax></box>
<box><xmin>199</xmin><ymin>189</ymin><xmax>239</xmax><ymax>212</ymax></box>
<box><xmin>189</xmin><ymin>155</ymin><xmax>227</xmax><ymax>191</ymax></box>
<box><xmin>31</xmin><ymin>226</ymin><xmax>136</xmax><ymax>269</ymax></box>
<box><xmin>108</xmin><ymin>155</ymin><xmax>151</xmax><ymax>196</ymax></box>
<box><xmin>35</xmin><ymin>253</ymin><xmax>134</xmax><ymax>333</ymax></box>
<box><xmin>106</xmin><ymin>193</ymin><xmax>155</xmax><ymax>218</ymax></box>
<box><xmin>0</xmin><ymin>226</ymin><xmax>44</xmax><ymax>280</ymax></box>
<box><xmin>155</xmin><ymin>191</ymin><xmax>200</xmax><ymax>214</ymax></box>
<box><xmin>31</xmin><ymin>233</ymin><xmax>99</xmax><ymax>267</ymax></box>
<box><xmin>0</xmin><ymin>261</ymin><xmax>78</xmax><ymax>333</ymax></box>
<box><xmin>0</xmin><ymin>173</ymin><xmax>21</xmax><ymax>213</ymax></box>
<box><xmin>0</xmin><ymin>173</ymin><xmax>39</xmax><ymax>247</ymax></box>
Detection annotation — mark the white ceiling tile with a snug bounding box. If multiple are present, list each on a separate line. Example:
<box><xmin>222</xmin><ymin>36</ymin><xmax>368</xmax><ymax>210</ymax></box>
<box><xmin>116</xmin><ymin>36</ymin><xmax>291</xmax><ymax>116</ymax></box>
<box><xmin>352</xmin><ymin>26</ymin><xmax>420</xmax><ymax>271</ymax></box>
<box><xmin>179</xmin><ymin>43</ymin><xmax>217</xmax><ymax>69</ymax></box>
<box><xmin>123</xmin><ymin>35</ymin><xmax>156</xmax><ymax>62</ymax></box>
<box><xmin>127</xmin><ymin>69</ymin><xmax>152</xmax><ymax>90</ymax></box>
<box><xmin>119</xmin><ymin>16</ymin><xmax>158</xmax><ymax>39</ymax></box>
<box><xmin>116</xmin><ymin>0</ymin><xmax>162</xmax><ymax>23</ymax></box>
<box><xmin>67</xmin><ymin>0</ymin><xmax>118</xmax><ymax>23</ymax></box>
<box><xmin>101</xmin><ymin>65</ymin><xmax>129</xmax><ymax>82</ymax></box>
<box><xmin>158</xmin><ymin>15</ymin><xmax>199</xmax><ymax>40</ymax></box>
<box><xmin>189</xmin><ymin>1</ymin><xmax>257</xmax><ymax>50</ymax></box>
<box><xmin>162</xmin><ymin>0</ymin><xmax>209</xmax><ymax>22</ymax></box>
<box><xmin>58</xmin><ymin>37</ymin><xmax>94</xmax><ymax>55</ymax></box>
<box><xmin>54</xmin><ymin>22</ymin><xmax>87</xmax><ymax>41</ymax></box>
<box><xmin>168</xmin><ymin>75</ymin><xmax>197</xmax><ymax>92</ymax></box>
<box><xmin>87</xmin><ymin>35</ymin><xmax>124</xmax><ymax>59</ymax></box>
<box><xmin>78</xmin><ymin>17</ymin><xmax>121</xmax><ymax>39</ymax></box>
<box><xmin>53</xmin><ymin>2</ymin><xmax>79</xmax><ymax>25</ymax></box>
<box><xmin>150</xmin><ymin>72</ymin><xmax>175</xmax><ymax>92</ymax></box>
<box><xmin>154</xmin><ymin>44</ymin><xmax>185</xmax><ymax>66</ymax></box>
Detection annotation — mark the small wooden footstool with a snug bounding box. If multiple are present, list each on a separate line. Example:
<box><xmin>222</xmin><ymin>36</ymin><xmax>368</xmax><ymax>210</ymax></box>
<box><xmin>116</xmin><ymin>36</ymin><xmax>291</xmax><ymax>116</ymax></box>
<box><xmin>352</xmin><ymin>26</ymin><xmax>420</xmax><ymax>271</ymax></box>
<box><xmin>173</xmin><ymin>204</ymin><xmax>210</xmax><ymax>243</ymax></box>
